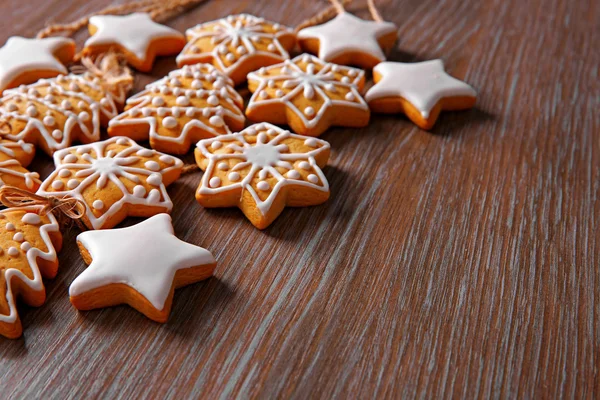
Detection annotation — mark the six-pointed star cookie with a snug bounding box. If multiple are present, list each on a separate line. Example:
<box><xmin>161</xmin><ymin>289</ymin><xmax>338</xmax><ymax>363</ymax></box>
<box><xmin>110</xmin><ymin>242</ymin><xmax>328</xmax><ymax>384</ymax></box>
<box><xmin>82</xmin><ymin>13</ymin><xmax>185</xmax><ymax>72</ymax></box>
<box><xmin>108</xmin><ymin>63</ymin><xmax>245</xmax><ymax>154</ymax></box>
<box><xmin>0</xmin><ymin>206</ymin><xmax>62</xmax><ymax>339</ymax></box>
<box><xmin>70</xmin><ymin>213</ymin><xmax>216</xmax><ymax>322</ymax></box>
<box><xmin>0</xmin><ymin>36</ymin><xmax>75</xmax><ymax>93</ymax></box>
<box><xmin>176</xmin><ymin>14</ymin><xmax>296</xmax><ymax>85</ymax></box>
<box><xmin>366</xmin><ymin>60</ymin><xmax>477</xmax><ymax>129</ymax></box>
<box><xmin>37</xmin><ymin>137</ymin><xmax>183</xmax><ymax>230</ymax></box>
<box><xmin>246</xmin><ymin>54</ymin><xmax>370</xmax><ymax>137</ymax></box>
<box><xmin>195</xmin><ymin>123</ymin><xmax>331</xmax><ymax>229</ymax></box>
<box><xmin>297</xmin><ymin>12</ymin><xmax>397</xmax><ymax>69</ymax></box>
<box><xmin>0</xmin><ymin>139</ymin><xmax>40</xmax><ymax>192</ymax></box>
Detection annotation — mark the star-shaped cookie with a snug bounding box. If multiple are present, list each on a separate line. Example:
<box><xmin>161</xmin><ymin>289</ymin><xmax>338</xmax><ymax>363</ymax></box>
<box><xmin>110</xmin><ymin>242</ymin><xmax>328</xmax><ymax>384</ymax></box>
<box><xmin>0</xmin><ymin>36</ymin><xmax>75</xmax><ymax>93</ymax></box>
<box><xmin>176</xmin><ymin>14</ymin><xmax>296</xmax><ymax>85</ymax></box>
<box><xmin>0</xmin><ymin>206</ymin><xmax>62</xmax><ymax>339</ymax></box>
<box><xmin>246</xmin><ymin>54</ymin><xmax>370</xmax><ymax>137</ymax></box>
<box><xmin>0</xmin><ymin>139</ymin><xmax>40</xmax><ymax>192</ymax></box>
<box><xmin>366</xmin><ymin>60</ymin><xmax>477</xmax><ymax>129</ymax></box>
<box><xmin>195</xmin><ymin>123</ymin><xmax>331</xmax><ymax>229</ymax></box>
<box><xmin>108</xmin><ymin>63</ymin><xmax>245</xmax><ymax>154</ymax></box>
<box><xmin>37</xmin><ymin>137</ymin><xmax>183</xmax><ymax>230</ymax></box>
<box><xmin>82</xmin><ymin>13</ymin><xmax>186</xmax><ymax>72</ymax></box>
<box><xmin>70</xmin><ymin>213</ymin><xmax>216</xmax><ymax>322</ymax></box>
<box><xmin>297</xmin><ymin>12</ymin><xmax>397</xmax><ymax>69</ymax></box>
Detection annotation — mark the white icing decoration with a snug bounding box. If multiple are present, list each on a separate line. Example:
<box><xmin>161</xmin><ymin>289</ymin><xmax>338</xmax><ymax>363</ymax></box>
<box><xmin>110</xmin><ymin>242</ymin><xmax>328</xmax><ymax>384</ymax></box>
<box><xmin>69</xmin><ymin>214</ymin><xmax>215</xmax><ymax>310</ymax></box>
<box><xmin>247</xmin><ymin>54</ymin><xmax>368</xmax><ymax>130</ymax></box>
<box><xmin>365</xmin><ymin>60</ymin><xmax>478</xmax><ymax>118</ymax></box>
<box><xmin>297</xmin><ymin>12</ymin><xmax>397</xmax><ymax>65</ymax></box>
<box><xmin>37</xmin><ymin>137</ymin><xmax>183</xmax><ymax>230</ymax></box>
<box><xmin>85</xmin><ymin>13</ymin><xmax>184</xmax><ymax>61</ymax></box>
<box><xmin>0</xmin><ymin>206</ymin><xmax>60</xmax><ymax>323</ymax></box>
<box><xmin>5</xmin><ymin>222</ymin><xmax>15</xmax><ymax>231</ymax></box>
<box><xmin>13</xmin><ymin>232</ymin><xmax>24</xmax><ymax>242</ymax></box>
<box><xmin>177</xmin><ymin>14</ymin><xmax>294</xmax><ymax>81</ymax></box>
<box><xmin>0</xmin><ymin>36</ymin><xmax>74</xmax><ymax>92</ymax></box>
<box><xmin>197</xmin><ymin>123</ymin><xmax>330</xmax><ymax>216</ymax></box>
<box><xmin>0</xmin><ymin>159</ymin><xmax>41</xmax><ymax>190</ymax></box>
<box><xmin>22</xmin><ymin>213</ymin><xmax>41</xmax><ymax>225</ymax></box>
<box><xmin>92</xmin><ymin>199</ymin><xmax>104</xmax><ymax>210</ymax></box>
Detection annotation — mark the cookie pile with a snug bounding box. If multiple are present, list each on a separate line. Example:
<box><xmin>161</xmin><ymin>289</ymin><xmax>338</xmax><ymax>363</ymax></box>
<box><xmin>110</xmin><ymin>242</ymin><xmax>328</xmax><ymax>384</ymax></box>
<box><xmin>0</xmin><ymin>8</ymin><xmax>477</xmax><ymax>338</ymax></box>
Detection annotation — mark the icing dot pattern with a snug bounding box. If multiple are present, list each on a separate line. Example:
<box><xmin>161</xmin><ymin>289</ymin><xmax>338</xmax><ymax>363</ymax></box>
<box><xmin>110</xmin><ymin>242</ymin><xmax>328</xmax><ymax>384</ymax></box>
<box><xmin>37</xmin><ymin>136</ymin><xmax>184</xmax><ymax>230</ymax></box>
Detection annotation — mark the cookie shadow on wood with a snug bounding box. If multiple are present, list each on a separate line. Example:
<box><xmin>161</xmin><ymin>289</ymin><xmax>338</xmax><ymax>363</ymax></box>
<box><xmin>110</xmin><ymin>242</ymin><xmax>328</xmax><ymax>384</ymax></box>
<box><xmin>430</xmin><ymin>107</ymin><xmax>496</xmax><ymax>138</ymax></box>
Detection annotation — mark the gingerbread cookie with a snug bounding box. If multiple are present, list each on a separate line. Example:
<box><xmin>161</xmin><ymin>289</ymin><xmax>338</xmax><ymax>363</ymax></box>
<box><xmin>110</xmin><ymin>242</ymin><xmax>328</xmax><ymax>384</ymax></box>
<box><xmin>37</xmin><ymin>137</ymin><xmax>183</xmax><ymax>230</ymax></box>
<box><xmin>297</xmin><ymin>12</ymin><xmax>397</xmax><ymax>69</ymax></box>
<box><xmin>0</xmin><ymin>36</ymin><xmax>75</xmax><ymax>93</ymax></box>
<box><xmin>108</xmin><ymin>64</ymin><xmax>245</xmax><ymax>154</ymax></box>
<box><xmin>0</xmin><ymin>139</ymin><xmax>40</xmax><ymax>192</ymax></box>
<box><xmin>0</xmin><ymin>66</ymin><xmax>133</xmax><ymax>156</ymax></box>
<box><xmin>82</xmin><ymin>13</ymin><xmax>186</xmax><ymax>72</ymax></box>
<box><xmin>365</xmin><ymin>60</ymin><xmax>477</xmax><ymax>129</ymax></box>
<box><xmin>246</xmin><ymin>54</ymin><xmax>369</xmax><ymax>137</ymax></box>
<box><xmin>176</xmin><ymin>14</ymin><xmax>296</xmax><ymax>85</ymax></box>
<box><xmin>195</xmin><ymin>123</ymin><xmax>330</xmax><ymax>229</ymax></box>
<box><xmin>70</xmin><ymin>214</ymin><xmax>216</xmax><ymax>322</ymax></box>
<box><xmin>0</xmin><ymin>206</ymin><xmax>63</xmax><ymax>339</ymax></box>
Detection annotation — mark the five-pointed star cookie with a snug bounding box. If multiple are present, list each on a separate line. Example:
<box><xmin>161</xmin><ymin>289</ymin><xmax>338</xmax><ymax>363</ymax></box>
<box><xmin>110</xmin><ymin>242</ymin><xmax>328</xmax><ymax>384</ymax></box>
<box><xmin>70</xmin><ymin>213</ymin><xmax>216</xmax><ymax>322</ymax></box>
<box><xmin>82</xmin><ymin>13</ymin><xmax>186</xmax><ymax>72</ymax></box>
<box><xmin>0</xmin><ymin>139</ymin><xmax>40</xmax><ymax>192</ymax></box>
<box><xmin>365</xmin><ymin>60</ymin><xmax>477</xmax><ymax>129</ymax></box>
<box><xmin>0</xmin><ymin>206</ymin><xmax>62</xmax><ymax>339</ymax></box>
<box><xmin>246</xmin><ymin>54</ymin><xmax>370</xmax><ymax>137</ymax></box>
<box><xmin>297</xmin><ymin>12</ymin><xmax>397</xmax><ymax>69</ymax></box>
<box><xmin>0</xmin><ymin>36</ymin><xmax>75</xmax><ymax>93</ymax></box>
<box><xmin>0</xmin><ymin>68</ymin><xmax>132</xmax><ymax>156</ymax></box>
<box><xmin>37</xmin><ymin>137</ymin><xmax>183</xmax><ymax>230</ymax></box>
<box><xmin>195</xmin><ymin>123</ymin><xmax>331</xmax><ymax>229</ymax></box>
<box><xmin>108</xmin><ymin>63</ymin><xmax>245</xmax><ymax>154</ymax></box>
<box><xmin>176</xmin><ymin>14</ymin><xmax>296</xmax><ymax>85</ymax></box>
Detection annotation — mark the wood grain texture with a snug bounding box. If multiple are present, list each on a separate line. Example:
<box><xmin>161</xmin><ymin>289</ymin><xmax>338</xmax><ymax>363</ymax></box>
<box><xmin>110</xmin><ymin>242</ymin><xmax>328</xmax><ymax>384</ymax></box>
<box><xmin>1</xmin><ymin>0</ymin><xmax>599</xmax><ymax>398</ymax></box>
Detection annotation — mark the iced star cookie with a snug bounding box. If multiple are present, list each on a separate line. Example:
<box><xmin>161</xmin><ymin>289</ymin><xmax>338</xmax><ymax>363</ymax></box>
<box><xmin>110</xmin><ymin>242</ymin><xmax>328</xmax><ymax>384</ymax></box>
<box><xmin>108</xmin><ymin>64</ymin><xmax>245</xmax><ymax>154</ymax></box>
<box><xmin>82</xmin><ymin>13</ymin><xmax>185</xmax><ymax>72</ymax></box>
<box><xmin>37</xmin><ymin>137</ymin><xmax>183</xmax><ymax>230</ymax></box>
<box><xmin>0</xmin><ymin>66</ymin><xmax>133</xmax><ymax>156</ymax></box>
<box><xmin>195</xmin><ymin>123</ymin><xmax>330</xmax><ymax>229</ymax></box>
<box><xmin>70</xmin><ymin>214</ymin><xmax>216</xmax><ymax>322</ymax></box>
<box><xmin>246</xmin><ymin>54</ymin><xmax>369</xmax><ymax>137</ymax></box>
<box><xmin>176</xmin><ymin>14</ymin><xmax>296</xmax><ymax>85</ymax></box>
<box><xmin>366</xmin><ymin>60</ymin><xmax>477</xmax><ymax>129</ymax></box>
<box><xmin>0</xmin><ymin>36</ymin><xmax>76</xmax><ymax>93</ymax></box>
<box><xmin>0</xmin><ymin>139</ymin><xmax>40</xmax><ymax>192</ymax></box>
<box><xmin>297</xmin><ymin>12</ymin><xmax>397</xmax><ymax>69</ymax></box>
<box><xmin>0</xmin><ymin>206</ymin><xmax>63</xmax><ymax>339</ymax></box>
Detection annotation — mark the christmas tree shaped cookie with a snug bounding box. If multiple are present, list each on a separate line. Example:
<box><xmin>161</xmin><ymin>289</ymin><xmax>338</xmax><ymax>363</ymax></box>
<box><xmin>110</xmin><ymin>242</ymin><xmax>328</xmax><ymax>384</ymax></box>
<box><xmin>177</xmin><ymin>14</ymin><xmax>296</xmax><ymax>85</ymax></box>
<box><xmin>37</xmin><ymin>137</ymin><xmax>183</xmax><ymax>230</ymax></box>
<box><xmin>108</xmin><ymin>64</ymin><xmax>245</xmax><ymax>154</ymax></box>
<box><xmin>0</xmin><ymin>139</ymin><xmax>41</xmax><ymax>192</ymax></box>
<box><xmin>0</xmin><ymin>206</ymin><xmax>63</xmax><ymax>339</ymax></box>
<box><xmin>0</xmin><ymin>57</ymin><xmax>133</xmax><ymax>156</ymax></box>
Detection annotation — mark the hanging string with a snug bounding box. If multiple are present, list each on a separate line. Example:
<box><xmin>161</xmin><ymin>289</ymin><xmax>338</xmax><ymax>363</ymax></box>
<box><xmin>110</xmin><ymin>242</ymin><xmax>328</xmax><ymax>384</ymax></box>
<box><xmin>0</xmin><ymin>186</ymin><xmax>88</xmax><ymax>230</ymax></box>
<box><xmin>295</xmin><ymin>0</ymin><xmax>352</xmax><ymax>32</ymax></box>
<box><xmin>367</xmin><ymin>0</ymin><xmax>384</xmax><ymax>22</ymax></box>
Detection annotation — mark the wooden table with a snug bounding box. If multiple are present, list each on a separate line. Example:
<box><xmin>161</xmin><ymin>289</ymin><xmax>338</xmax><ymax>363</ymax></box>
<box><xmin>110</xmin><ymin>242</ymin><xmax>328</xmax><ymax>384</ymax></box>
<box><xmin>1</xmin><ymin>0</ymin><xmax>598</xmax><ymax>397</ymax></box>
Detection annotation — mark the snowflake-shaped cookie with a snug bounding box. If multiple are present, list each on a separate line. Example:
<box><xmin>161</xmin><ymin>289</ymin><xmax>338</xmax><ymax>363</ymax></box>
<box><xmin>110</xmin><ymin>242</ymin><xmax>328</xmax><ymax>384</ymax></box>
<box><xmin>37</xmin><ymin>137</ymin><xmax>183</xmax><ymax>230</ymax></box>
<box><xmin>0</xmin><ymin>72</ymin><xmax>128</xmax><ymax>155</ymax></box>
<box><xmin>0</xmin><ymin>206</ymin><xmax>62</xmax><ymax>339</ymax></box>
<box><xmin>195</xmin><ymin>123</ymin><xmax>330</xmax><ymax>229</ymax></box>
<box><xmin>177</xmin><ymin>14</ymin><xmax>296</xmax><ymax>85</ymax></box>
<box><xmin>246</xmin><ymin>54</ymin><xmax>370</xmax><ymax>137</ymax></box>
<box><xmin>0</xmin><ymin>139</ymin><xmax>40</xmax><ymax>192</ymax></box>
<box><xmin>108</xmin><ymin>64</ymin><xmax>245</xmax><ymax>154</ymax></box>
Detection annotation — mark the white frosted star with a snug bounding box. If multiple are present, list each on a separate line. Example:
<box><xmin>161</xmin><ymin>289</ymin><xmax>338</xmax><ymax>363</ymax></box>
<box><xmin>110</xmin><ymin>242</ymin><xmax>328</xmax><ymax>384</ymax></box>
<box><xmin>366</xmin><ymin>60</ymin><xmax>477</xmax><ymax>118</ymax></box>
<box><xmin>297</xmin><ymin>12</ymin><xmax>397</xmax><ymax>65</ymax></box>
<box><xmin>70</xmin><ymin>214</ymin><xmax>216</xmax><ymax>313</ymax></box>
<box><xmin>84</xmin><ymin>13</ymin><xmax>184</xmax><ymax>69</ymax></box>
<box><xmin>0</xmin><ymin>36</ymin><xmax>75</xmax><ymax>92</ymax></box>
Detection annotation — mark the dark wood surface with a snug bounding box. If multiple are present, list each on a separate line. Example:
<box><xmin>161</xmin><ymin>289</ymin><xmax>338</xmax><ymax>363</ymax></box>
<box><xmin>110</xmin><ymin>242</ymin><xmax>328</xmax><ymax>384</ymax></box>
<box><xmin>1</xmin><ymin>0</ymin><xmax>598</xmax><ymax>398</ymax></box>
